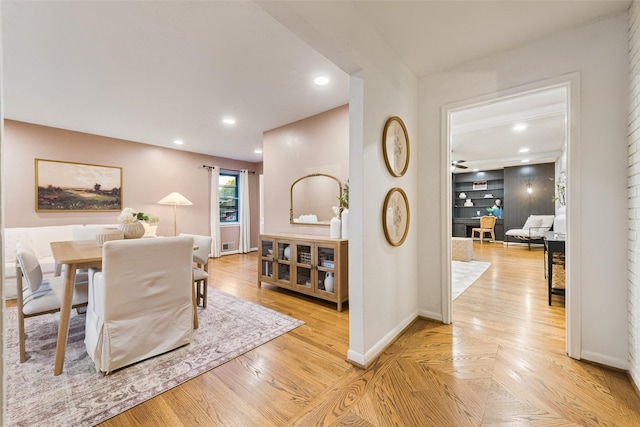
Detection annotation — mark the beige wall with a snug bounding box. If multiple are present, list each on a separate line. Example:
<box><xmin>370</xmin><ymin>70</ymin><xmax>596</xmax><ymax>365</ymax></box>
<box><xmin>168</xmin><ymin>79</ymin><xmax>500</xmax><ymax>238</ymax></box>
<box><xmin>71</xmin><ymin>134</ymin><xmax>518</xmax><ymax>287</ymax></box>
<box><xmin>263</xmin><ymin>104</ymin><xmax>349</xmax><ymax>237</ymax></box>
<box><xmin>4</xmin><ymin>120</ymin><xmax>262</xmax><ymax>250</ymax></box>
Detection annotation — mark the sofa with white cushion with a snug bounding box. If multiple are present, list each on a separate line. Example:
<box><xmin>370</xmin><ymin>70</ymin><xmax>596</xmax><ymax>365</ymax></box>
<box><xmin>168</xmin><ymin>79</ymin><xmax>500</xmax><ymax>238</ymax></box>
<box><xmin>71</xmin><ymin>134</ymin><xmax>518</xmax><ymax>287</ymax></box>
<box><xmin>3</xmin><ymin>224</ymin><xmax>120</xmax><ymax>300</ymax></box>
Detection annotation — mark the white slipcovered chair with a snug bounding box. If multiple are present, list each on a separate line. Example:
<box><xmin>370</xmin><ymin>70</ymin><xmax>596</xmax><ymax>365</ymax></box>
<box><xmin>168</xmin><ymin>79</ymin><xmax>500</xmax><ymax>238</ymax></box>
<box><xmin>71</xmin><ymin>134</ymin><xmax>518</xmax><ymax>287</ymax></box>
<box><xmin>84</xmin><ymin>236</ymin><xmax>194</xmax><ymax>374</ymax></box>
<box><xmin>505</xmin><ymin>215</ymin><xmax>555</xmax><ymax>249</ymax></box>
<box><xmin>179</xmin><ymin>233</ymin><xmax>212</xmax><ymax>308</ymax></box>
<box><xmin>15</xmin><ymin>243</ymin><xmax>88</xmax><ymax>362</ymax></box>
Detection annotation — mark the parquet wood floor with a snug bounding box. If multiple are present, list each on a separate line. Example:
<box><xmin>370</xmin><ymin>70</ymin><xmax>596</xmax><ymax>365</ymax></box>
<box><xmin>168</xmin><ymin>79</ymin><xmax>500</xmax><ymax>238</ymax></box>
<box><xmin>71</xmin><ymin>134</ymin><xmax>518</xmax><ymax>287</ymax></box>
<box><xmin>98</xmin><ymin>242</ymin><xmax>640</xmax><ymax>426</ymax></box>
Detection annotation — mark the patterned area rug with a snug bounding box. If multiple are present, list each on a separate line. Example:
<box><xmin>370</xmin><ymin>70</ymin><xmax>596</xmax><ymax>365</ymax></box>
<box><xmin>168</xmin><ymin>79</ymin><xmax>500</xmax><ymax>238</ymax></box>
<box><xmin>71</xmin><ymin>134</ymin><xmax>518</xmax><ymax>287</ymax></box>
<box><xmin>3</xmin><ymin>289</ymin><xmax>303</xmax><ymax>426</ymax></box>
<box><xmin>452</xmin><ymin>260</ymin><xmax>491</xmax><ymax>300</ymax></box>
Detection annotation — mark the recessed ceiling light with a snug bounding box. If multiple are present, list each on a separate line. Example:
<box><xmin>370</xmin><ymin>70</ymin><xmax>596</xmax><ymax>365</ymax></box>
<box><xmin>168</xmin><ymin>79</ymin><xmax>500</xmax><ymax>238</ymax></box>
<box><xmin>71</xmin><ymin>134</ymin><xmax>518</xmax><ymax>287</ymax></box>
<box><xmin>314</xmin><ymin>76</ymin><xmax>329</xmax><ymax>86</ymax></box>
<box><xmin>521</xmin><ymin>159</ymin><xmax>530</xmax><ymax>163</ymax></box>
<box><xmin>254</xmin><ymin>149</ymin><xmax>263</xmax><ymax>154</ymax></box>
<box><xmin>473</xmin><ymin>168</ymin><xmax>479</xmax><ymax>172</ymax></box>
<box><xmin>519</xmin><ymin>147</ymin><xmax>530</xmax><ymax>153</ymax></box>
<box><xmin>173</xmin><ymin>140</ymin><xmax>184</xmax><ymax>145</ymax></box>
<box><xmin>513</xmin><ymin>123</ymin><xmax>527</xmax><ymax>132</ymax></box>
<box><xmin>223</xmin><ymin>117</ymin><xmax>236</xmax><ymax>125</ymax></box>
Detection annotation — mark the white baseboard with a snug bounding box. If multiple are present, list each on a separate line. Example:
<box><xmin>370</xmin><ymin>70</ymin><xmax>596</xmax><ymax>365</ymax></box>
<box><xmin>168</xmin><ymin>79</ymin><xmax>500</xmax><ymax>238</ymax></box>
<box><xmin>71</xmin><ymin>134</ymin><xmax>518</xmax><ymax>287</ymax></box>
<box><xmin>581</xmin><ymin>350</ymin><xmax>629</xmax><ymax>370</ymax></box>
<box><xmin>347</xmin><ymin>310</ymin><xmax>419</xmax><ymax>367</ymax></box>
<box><xmin>418</xmin><ymin>308</ymin><xmax>443</xmax><ymax>322</ymax></box>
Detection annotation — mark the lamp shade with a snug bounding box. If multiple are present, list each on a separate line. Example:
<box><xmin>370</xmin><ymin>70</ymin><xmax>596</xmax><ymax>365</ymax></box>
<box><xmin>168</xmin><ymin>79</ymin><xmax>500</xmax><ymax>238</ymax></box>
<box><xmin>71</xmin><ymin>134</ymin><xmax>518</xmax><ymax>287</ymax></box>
<box><xmin>157</xmin><ymin>192</ymin><xmax>193</xmax><ymax>206</ymax></box>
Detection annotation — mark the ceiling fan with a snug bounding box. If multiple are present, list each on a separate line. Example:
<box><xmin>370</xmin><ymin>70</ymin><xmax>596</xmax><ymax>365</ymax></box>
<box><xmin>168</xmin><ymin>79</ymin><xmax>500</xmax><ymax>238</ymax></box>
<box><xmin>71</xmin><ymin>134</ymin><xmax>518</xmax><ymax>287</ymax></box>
<box><xmin>451</xmin><ymin>160</ymin><xmax>468</xmax><ymax>170</ymax></box>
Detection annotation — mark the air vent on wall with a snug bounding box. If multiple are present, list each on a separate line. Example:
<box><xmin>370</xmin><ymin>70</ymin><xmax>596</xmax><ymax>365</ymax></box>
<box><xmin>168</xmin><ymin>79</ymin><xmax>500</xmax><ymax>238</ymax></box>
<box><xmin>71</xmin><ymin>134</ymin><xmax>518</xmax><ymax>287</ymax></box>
<box><xmin>222</xmin><ymin>242</ymin><xmax>235</xmax><ymax>251</ymax></box>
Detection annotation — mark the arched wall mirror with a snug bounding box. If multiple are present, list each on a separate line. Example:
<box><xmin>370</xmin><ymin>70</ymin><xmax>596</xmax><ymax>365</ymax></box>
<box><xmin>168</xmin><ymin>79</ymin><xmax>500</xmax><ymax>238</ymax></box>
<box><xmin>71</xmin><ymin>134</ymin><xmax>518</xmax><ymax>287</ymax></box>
<box><xmin>290</xmin><ymin>173</ymin><xmax>342</xmax><ymax>225</ymax></box>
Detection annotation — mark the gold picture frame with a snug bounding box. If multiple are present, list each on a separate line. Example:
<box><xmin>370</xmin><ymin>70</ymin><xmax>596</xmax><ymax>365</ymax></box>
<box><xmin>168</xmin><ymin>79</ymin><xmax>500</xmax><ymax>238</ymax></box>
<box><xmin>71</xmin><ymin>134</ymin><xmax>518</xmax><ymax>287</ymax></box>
<box><xmin>35</xmin><ymin>158</ymin><xmax>122</xmax><ymax>212</ymax></box>
<box><xmin>382</xmin><ymin>187</ymin><xmax>410</xmax><ymax>246</ymax></box>
<box><xmin>382</xmin><ymin>116</ymin><xmax>410</xmax><ymax>177</ymax></box>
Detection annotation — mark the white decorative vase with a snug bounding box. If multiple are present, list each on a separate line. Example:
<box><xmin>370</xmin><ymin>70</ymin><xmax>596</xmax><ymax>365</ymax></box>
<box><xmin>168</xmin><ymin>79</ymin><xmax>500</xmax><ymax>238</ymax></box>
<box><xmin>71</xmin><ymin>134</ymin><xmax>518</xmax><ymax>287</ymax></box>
<box><xmin>330</xmin><ymin>216</ymin><xmax>341</xmax><ymax>239</ymax></box>
<box><xmin>324</xmin><ymin>272</ymin><xmax>334</xmax><ymax>293</ymax></box>
<box><xmin>95</xmin><ymin>228</ymin><xmax>124</xmax><ymax>247</ymax></box>
<box><xmin>554</xmin><ymin>205</ymin><xmax>566</xmax><ymax>235</ymax></box>
<box><xmin>341</xmin><ymin>208</ymin><xmax>349</xmax><ymax>240</ymax></box>
<box><xmin>118</xmin><ymin>221</ymin><xmax>145</xmax><ymax>239</ymax></box>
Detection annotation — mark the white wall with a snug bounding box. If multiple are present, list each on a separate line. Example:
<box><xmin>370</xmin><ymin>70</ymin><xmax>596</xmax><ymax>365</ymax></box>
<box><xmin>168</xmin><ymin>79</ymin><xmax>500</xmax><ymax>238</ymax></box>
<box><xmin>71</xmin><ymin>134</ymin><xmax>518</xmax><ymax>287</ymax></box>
<box><xmin>419</xmin><ymin>13</ymin><xmax>630</xmax><ymax>368</ymax></box>
<box><xmin>260</xmin><ymin>1</ymin><xmax>419</xmax><ymax>366</ymax></box>
<box><xmin>628</xmin><ymin>0</ymin><xmax>640</xmax><ymax>387</ymax></box>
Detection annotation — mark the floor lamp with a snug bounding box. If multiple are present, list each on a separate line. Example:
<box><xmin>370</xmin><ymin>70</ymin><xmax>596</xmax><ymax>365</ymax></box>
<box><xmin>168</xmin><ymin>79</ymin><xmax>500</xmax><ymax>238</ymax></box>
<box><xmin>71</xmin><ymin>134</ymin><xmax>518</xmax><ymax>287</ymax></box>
<box><xmin>157</xmin><ymin>192</ymin><xmax>193</xmax><ymax>236</ymax></box>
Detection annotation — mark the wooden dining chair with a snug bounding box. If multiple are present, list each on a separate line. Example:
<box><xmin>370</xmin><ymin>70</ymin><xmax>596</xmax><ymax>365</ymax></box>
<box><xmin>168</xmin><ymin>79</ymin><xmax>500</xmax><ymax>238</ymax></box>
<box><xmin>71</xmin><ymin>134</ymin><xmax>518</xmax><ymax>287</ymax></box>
<box><xmin>179</xmin><ymin>233</ymin><xmax>212</xmax><ymax>308</ymax></box>
<box><xmin>471</xmin><ymin>215</ymin><xmax>497</xmax><ymax>244</ymax></box>
<box><xmin>15</xmin><ymin>243</ymin><xmax>88</xmax><ymax>362</ymax></box>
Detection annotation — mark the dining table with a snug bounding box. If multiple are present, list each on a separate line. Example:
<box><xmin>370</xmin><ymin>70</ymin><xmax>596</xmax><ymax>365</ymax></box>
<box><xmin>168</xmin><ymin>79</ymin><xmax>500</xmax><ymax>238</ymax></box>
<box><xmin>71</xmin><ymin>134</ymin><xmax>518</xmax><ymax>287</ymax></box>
<box><xmin>49</xmin><ymin>239</ymin><xmax>199</xmax><ymax>376</ymax></box>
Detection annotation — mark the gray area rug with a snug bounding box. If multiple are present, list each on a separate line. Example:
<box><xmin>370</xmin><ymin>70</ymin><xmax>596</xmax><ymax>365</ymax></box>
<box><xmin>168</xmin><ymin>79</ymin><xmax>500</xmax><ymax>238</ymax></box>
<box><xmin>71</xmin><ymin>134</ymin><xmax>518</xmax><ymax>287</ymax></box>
<box><xmin>452</xmin><ymin>260</ymin><xmax>491</xmax><ymax>300</ymax></box>
<box><xmin>3</xmin><ymin>289</ymin><xmax>304</xmax><ymax>426</ymax></box>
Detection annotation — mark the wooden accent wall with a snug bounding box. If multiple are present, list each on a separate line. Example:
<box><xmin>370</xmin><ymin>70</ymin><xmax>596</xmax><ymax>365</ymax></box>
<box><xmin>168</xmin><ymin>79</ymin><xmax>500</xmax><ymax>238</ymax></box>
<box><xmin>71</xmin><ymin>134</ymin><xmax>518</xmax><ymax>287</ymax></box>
<box><xmin>503</xmin><ymin>163</ymin><xmax>556</xmax><ymax>232</ymax></box>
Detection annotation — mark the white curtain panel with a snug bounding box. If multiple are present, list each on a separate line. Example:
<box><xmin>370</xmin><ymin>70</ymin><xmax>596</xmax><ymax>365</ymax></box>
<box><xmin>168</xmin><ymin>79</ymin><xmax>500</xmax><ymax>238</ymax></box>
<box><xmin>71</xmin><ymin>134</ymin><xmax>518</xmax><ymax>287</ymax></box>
<box><xmin>209</xmin><ymin>167</ymin><xmax>221</xmax><ymax>258</ymax></box>
<box><xmin>239</xmin><ymin>169</ymin><xmax>251</xmax><ymax>253</ymax></box>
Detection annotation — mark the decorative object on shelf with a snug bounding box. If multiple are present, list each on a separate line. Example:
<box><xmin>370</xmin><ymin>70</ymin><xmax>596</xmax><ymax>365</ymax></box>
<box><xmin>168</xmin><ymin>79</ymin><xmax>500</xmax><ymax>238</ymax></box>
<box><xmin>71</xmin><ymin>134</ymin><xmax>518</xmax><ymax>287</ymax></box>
<box><xmin>459</xmin><ymin>192</ymin><xmax>467</xmax><ymax>199</ymax></box>
<box><xmin>117</xmin><ymin>207</ymin><xmax>157</xmax><ymax>239</ymax></box>
<box><xmin>324</xmin><ymin>272</ymin><xmax>334</xmax><ymax>293</ymax></box>
<box><xmin>95</xmin><ymin>228</ymin><xmax>124</xmax><ymax>247</ymax></box>
<box><xmin>382</xmin><ymin>187</ymin><xmax>410</xmax><ymax>246</ymax></box>
<box><xmin>464</xmin><ymin>199</ymin><xmax>474</xmax><ymax>207</ymax></box>
<box><xmin>486</xmin><ymin>199</ymin><xmax>502</xmax><ymax>218</ymax></box>
<box><xmin>341</xmin><ymin>208</ymin><xmax>349</xmax><ymax>239</ymax></box>
<box><xmin>283</xmin><ymin>245</ymin><xmax>291</xmax><ymax>260</ymax></box>
<box><xmin>337</xmin><ymin>178</ymin><xmax>349</xmax><ymax>239</ymax></box>
<box><xmin>157</xmin><ymin>191</ymin><xmax>193</xmax><ymax>236</ymax></box>
<box><xmin>338</xmin><ymin>178</ymin><xmax>349</xmax><ymax>209</ymax></box>
<box><xmin>554</xmin><ymin>205</ymin><xmax>566</xmax><ymax>234</ymax></box>
<box><xmin>472</xmin><ymin>181</ymin><xmax>488</xmax><ymax>190</ymax></box>
<box><xmin>118</xmin><ymin>221</ymin><xmax>145</xmax><ymax>239</ymax></box>
<box><xmin>35</xmin><ymin>158</ymin><xmax>122</xmax><ymax>212</ymax></box>
<box><xmin>382</xmin><ymin>116</ymin><xmax>410</xmax><ymax>177</ymax></box>
<box><xmin>330</xmin><ymin>215</ymin><xmax>341</xmax><ymax>239</ymax></box>
<box><xmin>552</xmin><ymin>172</ymin><xmax>566</xmax><ymax>206</ymax></box>
<box><xmin>484</xmin><ymin>194</ymin><xmax>493</xmax><ymax>198</ymax></box>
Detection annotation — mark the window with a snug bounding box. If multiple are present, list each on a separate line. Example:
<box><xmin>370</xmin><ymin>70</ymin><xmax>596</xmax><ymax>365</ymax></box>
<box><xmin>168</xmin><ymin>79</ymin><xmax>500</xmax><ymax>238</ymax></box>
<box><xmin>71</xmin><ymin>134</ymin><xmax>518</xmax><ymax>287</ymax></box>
<box><xmin>219</xmin><ymin>172</ymin><xmax>239</xmax><ymax>223</ymax></box>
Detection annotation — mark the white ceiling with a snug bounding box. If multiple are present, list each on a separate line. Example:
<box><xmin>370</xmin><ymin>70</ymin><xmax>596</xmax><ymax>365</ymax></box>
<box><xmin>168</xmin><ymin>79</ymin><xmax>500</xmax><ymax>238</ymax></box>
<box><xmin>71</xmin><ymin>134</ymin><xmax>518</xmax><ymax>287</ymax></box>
<box><xmin>2</xmin><ymin>1</ymin><xmax>631</xmax><ymax>163</ymax></box>
<box><xmin>451</xmin><ymin>86</ymin><xmax>567</xmax><ymax>173</ymax></box>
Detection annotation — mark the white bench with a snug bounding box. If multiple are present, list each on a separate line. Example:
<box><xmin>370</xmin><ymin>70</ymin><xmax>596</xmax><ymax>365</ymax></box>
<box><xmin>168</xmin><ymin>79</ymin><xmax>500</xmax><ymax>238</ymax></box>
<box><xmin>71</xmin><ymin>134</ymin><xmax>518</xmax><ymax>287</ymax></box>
<box><xmin>452</xmin><ymin>237</ymin><xmax>473</xmax><ymax>262</ymax></box>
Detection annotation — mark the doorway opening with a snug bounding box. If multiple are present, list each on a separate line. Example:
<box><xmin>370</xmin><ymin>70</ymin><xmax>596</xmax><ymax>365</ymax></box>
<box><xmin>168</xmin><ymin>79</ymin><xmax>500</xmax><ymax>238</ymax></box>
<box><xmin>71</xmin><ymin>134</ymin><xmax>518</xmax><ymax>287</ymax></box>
<box><xmin>444</xmin><ymin>76</ymin><xmax>579</xmax><ymax>358</ymax></box>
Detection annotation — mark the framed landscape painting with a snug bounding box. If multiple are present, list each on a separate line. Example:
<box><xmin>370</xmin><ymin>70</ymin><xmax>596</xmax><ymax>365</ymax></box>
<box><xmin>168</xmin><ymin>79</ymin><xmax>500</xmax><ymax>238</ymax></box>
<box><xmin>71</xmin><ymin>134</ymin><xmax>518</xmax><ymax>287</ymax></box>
<box><xmin>36</xmin><ymin>159</ymin><xmax>122</xmax><ymax>212</ymax></box>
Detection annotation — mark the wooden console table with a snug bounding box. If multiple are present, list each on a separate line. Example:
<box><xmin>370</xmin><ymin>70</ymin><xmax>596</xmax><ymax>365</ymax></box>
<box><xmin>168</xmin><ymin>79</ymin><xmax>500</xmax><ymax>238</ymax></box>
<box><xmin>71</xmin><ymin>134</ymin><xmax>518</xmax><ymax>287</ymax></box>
<box><xmin>258</xmin><ymin>234</ymin><xmax>348</xmax><ymax>311</ymax></box>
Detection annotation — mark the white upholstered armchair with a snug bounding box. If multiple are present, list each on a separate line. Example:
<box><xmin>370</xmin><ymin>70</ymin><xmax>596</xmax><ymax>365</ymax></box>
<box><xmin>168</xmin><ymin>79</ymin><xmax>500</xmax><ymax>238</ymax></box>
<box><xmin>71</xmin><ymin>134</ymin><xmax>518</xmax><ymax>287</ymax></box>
<box><xmin>84</xmin><ymin>236</ymin><xmax>194</xmax><ymax>374</ymax></box>
<box><xmin>505</xmin><ymin>215</ymin><xmax>555</xmax><ymax>249</ymax></box>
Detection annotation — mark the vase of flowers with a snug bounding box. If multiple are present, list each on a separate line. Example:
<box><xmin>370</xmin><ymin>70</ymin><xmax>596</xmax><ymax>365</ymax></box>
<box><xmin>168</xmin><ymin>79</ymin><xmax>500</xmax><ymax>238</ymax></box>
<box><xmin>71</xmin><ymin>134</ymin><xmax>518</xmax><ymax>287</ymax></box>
<box><xmin>117</xmin><ymin>207</ymin><xmax>157</xmax><ymax>239</ymax></box>
<box><xmin>339</xmin><ymin>179</ymin><xmax>349</xmax><ymax>239</ymax></box>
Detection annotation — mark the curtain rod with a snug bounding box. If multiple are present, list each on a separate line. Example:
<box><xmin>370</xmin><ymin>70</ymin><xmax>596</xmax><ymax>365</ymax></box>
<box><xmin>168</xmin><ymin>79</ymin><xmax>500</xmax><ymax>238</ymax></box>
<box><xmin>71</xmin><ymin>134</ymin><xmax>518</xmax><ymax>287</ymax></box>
<box><xmin>202</xmin><ymin>165</ymin><xmax>256</xmax><ymax>174</ymax></box>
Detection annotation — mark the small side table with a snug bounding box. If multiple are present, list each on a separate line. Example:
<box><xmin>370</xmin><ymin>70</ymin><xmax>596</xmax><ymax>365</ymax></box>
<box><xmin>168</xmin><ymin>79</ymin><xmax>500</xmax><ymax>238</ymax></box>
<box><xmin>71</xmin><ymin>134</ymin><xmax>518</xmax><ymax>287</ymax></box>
<box><xmin>544</xmin><ymin>232</ymin><xmax>566</xmax><ymax>305</ymax></box>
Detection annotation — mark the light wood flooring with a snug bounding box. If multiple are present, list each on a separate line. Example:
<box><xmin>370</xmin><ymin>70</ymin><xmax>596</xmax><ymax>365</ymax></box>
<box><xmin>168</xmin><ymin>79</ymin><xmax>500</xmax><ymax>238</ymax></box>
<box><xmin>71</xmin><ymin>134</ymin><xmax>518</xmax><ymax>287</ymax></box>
<box><xmin>98</xmin><ymin>242</ymin><xmax>640</xmax><ymax>426</ymax></box>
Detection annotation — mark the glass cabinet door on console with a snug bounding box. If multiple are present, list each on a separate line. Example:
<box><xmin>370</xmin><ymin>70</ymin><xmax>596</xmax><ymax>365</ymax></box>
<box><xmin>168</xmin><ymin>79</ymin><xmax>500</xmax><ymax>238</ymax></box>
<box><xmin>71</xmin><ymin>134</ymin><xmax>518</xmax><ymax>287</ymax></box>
<box><xmin>259</xmin><ymin>237</ymin><xmax>275</xmax><ymax>281</ymax></box>
<box><xmin>294</xmin><ymin>242</ymin><xmax>313</xmax><ymax>293</ymax></box>
<box><xmin>276</xmin><ymin>240</ymin><xmax>292</xmax><ymax>287</ymax></box>
<box><xmin>316</xmin><ymin>245</ymin><xmax>336</xmax><ymax>294</ymax></box>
